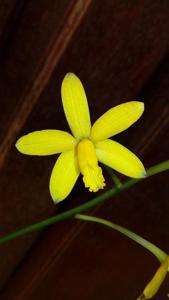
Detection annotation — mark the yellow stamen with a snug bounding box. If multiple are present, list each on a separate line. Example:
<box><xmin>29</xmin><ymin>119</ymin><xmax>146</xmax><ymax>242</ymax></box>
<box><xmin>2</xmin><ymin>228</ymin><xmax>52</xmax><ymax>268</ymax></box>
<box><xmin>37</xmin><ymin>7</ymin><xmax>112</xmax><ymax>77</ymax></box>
<box><xmin>77</xmin><ymin>139</ymin><xmax>105</xmax><ymax>192</ymax></box>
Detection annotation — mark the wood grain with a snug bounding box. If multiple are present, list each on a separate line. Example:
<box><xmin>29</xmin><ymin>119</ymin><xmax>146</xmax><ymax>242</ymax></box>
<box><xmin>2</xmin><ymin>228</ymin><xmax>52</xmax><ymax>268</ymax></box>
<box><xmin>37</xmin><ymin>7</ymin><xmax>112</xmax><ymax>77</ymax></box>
<box><xmin>0</xmin><ymin>0</ymin><xmax>92</xmax><ymax>289</ymax></box>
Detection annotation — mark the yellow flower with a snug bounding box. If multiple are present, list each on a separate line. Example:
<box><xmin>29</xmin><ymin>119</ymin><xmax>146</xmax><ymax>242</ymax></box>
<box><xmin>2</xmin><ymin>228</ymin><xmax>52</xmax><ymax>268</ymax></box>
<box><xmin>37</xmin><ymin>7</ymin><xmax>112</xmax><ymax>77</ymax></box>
<box><xmin>137</xmin><ymin>255</ymin><xmax>169</xmax><ymax>299</ymax></box>
<box><xmin>16</xmin><ymin>73</ymin><xmax>146</xmax><ymax>202</ymax></box>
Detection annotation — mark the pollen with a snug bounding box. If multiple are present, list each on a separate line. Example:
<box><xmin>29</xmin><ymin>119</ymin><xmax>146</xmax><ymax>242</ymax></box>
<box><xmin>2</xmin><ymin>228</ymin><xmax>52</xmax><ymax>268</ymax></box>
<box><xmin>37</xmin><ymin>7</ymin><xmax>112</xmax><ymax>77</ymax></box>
<box><xmin>77</xmin><ymin>139</ymin><xmax>105</xmax><ymax>192</ymax></box>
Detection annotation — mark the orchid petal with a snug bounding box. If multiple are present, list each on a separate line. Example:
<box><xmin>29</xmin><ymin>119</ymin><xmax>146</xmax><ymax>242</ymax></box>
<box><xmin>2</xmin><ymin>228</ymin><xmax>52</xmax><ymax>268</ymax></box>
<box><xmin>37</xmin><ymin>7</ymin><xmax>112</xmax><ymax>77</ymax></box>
<box><xmin>16</xmin><ymin>130</ymin><xmax>76</xmax><ymax>155</ymax></box>
<box><xmin>61</xmin><ymin>73</ymin><xmax>91</xmax><ymax>140</ymax></box>
<box><xmin>49</xmin><ymin>149</ymin><xmax>80</xmax><ymax>202</ymax></box>
<box><xmin>90</xmin><ymin>102</ymin><xmax>144</xmax><ymax>142</ymax></box>
<box><xmin>95</xmin><ymin>139</ymin><xmax>146</xmax><ymax>178</ymax></box>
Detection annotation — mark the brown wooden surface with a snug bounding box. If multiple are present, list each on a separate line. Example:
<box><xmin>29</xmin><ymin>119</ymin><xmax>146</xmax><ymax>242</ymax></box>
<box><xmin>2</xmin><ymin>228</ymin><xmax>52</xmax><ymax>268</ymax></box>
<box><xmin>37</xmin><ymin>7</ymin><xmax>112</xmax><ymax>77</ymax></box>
<box><xmin>0</xmin><ymin>0</ymin><xmax>169</xmax><ymax>299</ymax></box>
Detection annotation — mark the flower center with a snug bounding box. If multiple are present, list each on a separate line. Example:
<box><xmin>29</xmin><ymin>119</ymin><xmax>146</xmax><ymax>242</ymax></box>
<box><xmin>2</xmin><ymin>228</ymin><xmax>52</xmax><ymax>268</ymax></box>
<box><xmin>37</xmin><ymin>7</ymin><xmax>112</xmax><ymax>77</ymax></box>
<box><xmin>77</xmin><ymin>139</ymin><xmax>105</xmax><ymax>192</ymax></box>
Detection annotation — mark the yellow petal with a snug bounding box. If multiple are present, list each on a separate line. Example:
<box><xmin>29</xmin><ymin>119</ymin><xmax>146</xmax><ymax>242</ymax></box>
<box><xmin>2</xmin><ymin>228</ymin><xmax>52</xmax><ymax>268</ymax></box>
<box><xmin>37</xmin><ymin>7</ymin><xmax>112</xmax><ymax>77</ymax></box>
<box><xmin>90</xmin><ymin>101</ymin><xmax>144</xmax><ymax>142</ymax></box>
<box><xmin>95</xmin><ymin>139</ymin><xmax>146</xmax><ymax>178</ymax></box>
<box><xmin>137</xmin><ymin>256</ymin><xmax>169</xmax><ymax>299</ymax></box>
<box><xmin>61</xmin><ymin>73</ymin><xmax>91</xmax><ymax>140</ymax></box>
<box><xmin>77</xmin><ymin>139</ymin><xmax>105</xmax><ymax>192</ymax></box>
<box><xmin>49</xmin><ymin>149</ymin><xmax>80</xmax><ymax>202</ymax></box>
<box><xmin>16</xmin><ymin>130</ymin><xmax>76</xmax><ymax>155</ymax></box>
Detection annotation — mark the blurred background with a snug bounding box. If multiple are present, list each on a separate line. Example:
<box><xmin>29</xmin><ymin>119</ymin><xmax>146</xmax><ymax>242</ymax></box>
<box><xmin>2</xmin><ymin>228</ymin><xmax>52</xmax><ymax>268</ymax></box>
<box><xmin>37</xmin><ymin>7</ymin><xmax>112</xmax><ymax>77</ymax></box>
<box><xmin>0</xmin><ymin>1</ymin><xmax>169</xmax><ymax>299</ymax></box>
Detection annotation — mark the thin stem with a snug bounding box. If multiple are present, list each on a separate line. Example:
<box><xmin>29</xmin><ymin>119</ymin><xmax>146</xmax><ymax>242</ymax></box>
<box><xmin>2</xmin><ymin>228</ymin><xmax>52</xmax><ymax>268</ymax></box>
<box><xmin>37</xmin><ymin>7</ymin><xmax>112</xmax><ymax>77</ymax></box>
<box><xmin>75</xmin><ymin>214</ymin><xmax>167</xmax><ymax>263</ymax></box>
<box><xmin>0</xmin><ymin>160</ymin><xmax>168</xmax><ymax>245</ymax></box>
<box><xmin>106</xmin><ymin>167</ymin><xmax>122</xmax><ymax>188</ymax></box>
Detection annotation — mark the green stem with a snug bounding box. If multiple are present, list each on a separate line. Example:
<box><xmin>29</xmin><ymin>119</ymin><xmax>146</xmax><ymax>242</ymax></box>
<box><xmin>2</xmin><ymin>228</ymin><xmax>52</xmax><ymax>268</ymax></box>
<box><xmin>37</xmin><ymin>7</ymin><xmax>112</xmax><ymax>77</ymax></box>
<box><xmin>0</xmin><ymin>160</ymin><xmax>168</xmax><ymax>245</ymax></box>
<box><xmin>75</xmin><ymin>214</ymin><xmax>167</xmax><ymax>263</ymax></box>
<box><xmin>106</xmin><ymin>167</ymin><xmax>122</xmax><ymax>188</ymax></box>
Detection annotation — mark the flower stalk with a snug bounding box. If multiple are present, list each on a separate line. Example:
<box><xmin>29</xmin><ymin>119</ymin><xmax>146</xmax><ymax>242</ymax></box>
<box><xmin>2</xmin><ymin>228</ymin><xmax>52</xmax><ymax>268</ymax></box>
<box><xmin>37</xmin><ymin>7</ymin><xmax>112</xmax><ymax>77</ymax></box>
<box><xmin>75</xmin><ymin>214</ymin><xmax>167</xmax><ymax>262</ymax></box>
<box><xmin>0</xmin><ymin>160</ymin><xmax>168</xmax><ymax>245</ymax></box>
<box><xmin>75</xmin><ymin>214</ymin><xmax>169</xmax><ymax>300</ymax></box>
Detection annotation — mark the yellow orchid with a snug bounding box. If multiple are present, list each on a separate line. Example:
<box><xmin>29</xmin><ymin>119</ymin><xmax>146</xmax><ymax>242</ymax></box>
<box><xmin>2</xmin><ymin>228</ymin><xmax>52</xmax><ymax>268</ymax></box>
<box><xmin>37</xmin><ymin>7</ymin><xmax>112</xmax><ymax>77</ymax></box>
<box><xmin>16</xmin><ymin>73</ymin><xmax>146</xmax><ymax>202</ymax></box>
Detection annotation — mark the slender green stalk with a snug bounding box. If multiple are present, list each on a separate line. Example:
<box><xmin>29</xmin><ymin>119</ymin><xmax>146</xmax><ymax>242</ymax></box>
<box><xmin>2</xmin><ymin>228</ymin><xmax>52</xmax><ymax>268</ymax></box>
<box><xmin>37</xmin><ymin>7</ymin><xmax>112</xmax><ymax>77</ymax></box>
<box><xmin>75</xmin><ymin>214</ymin><xmax>167</xmax><ymax>263</ymax></box>
<box><xmin>0</xmin><ymin>160</ymin><xmax>168</xmax><ymax>245</ymax></box>
<box><xmin>106</xmin><ymin>167</ymin><xmax>122</xmax><ymax>188</ymax></box>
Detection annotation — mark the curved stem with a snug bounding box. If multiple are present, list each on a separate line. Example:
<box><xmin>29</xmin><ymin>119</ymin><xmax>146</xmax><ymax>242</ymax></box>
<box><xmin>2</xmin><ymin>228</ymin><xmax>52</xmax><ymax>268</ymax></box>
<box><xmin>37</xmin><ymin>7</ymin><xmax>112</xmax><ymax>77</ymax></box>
<box><xmin>105</xmin><ymin>167</ymin><xmax>122</xmax><ymax>188</ymax></box>
<box><xmin>0</xmin><ymin>160</ymin><xmax>168</xmax><ymax>245</ymax></box>
<box><xmin>75</xmin><ymin>214</ymin><xmax>167</xmax><ymax>263</ymax></box>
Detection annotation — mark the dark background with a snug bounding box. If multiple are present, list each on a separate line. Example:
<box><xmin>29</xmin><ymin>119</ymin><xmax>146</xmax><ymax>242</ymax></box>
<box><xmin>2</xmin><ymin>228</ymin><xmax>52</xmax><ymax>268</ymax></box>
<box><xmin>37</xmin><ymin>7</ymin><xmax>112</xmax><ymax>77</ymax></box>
<box><xmin>0</xmin><ymin>1</ymin><xmax>169</xmax><ymax>299</ymax></box>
